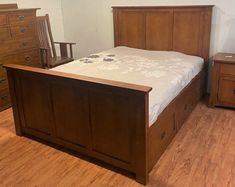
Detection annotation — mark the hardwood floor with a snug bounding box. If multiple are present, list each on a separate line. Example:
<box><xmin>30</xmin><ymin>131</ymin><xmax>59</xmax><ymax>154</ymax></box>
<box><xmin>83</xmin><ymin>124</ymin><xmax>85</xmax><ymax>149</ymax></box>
<box><xmin>0</xmin><ymin>102</ymin><xmax>234</xmax><ymax>187</ymax></box>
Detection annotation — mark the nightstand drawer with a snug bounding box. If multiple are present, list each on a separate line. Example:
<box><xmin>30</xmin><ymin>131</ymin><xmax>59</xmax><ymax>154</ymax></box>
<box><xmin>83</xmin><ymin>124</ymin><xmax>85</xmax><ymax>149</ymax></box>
<box><xmin>220</xmin><ymin>64</ymin><xmax>235</xmax><ymax>76</ymax></box>
<box><xmin>218</xmin><ymin>77</ymin><xmax>235</xmax><ymax>106</ymax></box>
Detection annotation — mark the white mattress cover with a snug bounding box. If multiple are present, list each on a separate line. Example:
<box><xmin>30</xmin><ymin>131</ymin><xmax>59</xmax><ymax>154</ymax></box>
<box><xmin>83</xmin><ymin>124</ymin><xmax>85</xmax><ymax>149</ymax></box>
<box><xmin>52</xmin><ymin>47</ymin><xmax>204</xmax><ymax>126</ymax></box>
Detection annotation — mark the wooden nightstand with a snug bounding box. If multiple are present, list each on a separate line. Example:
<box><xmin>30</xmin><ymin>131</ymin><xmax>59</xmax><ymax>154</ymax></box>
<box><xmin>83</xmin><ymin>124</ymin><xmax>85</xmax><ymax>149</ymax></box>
<box><xmin>209</xmin><ymin>53</ymin><xmax>235</xmax><ymax>108</ymax></box>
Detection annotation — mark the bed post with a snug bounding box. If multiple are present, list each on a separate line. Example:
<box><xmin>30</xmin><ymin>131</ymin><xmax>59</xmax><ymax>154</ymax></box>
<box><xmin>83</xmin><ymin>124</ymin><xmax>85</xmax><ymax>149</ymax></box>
<box><xmin>135</xmin><ymin>93</ymin><xmax>149</xmax><ymax>185</ymax></box>
<box><xmin>6</xmin><ymin>69</ymin><xmax>23</xmax><ymax>136</ymax></box>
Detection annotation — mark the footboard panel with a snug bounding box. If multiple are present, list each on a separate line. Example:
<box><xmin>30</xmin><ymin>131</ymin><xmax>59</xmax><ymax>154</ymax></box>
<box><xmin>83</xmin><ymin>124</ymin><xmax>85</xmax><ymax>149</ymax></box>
<box><xmin>5</xmin><ymin>64</ymin><xmax>152</xmax><ymax>184</ymax></box>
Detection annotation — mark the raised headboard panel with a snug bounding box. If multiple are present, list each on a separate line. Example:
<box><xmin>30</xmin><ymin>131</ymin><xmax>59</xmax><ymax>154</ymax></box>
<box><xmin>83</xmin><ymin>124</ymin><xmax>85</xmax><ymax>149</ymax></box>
<box><xmin>113</xmin><ymin>6</ymin><xmax>213</xmax><ymax>62</ymax></box>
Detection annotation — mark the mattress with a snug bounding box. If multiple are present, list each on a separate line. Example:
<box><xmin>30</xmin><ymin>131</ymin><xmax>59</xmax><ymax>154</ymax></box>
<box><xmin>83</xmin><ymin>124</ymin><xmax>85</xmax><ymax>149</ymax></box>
<box><xmin>52</xmin><ymin>47</ymin><xmax>204</xmax><ymax>126</ymax></box>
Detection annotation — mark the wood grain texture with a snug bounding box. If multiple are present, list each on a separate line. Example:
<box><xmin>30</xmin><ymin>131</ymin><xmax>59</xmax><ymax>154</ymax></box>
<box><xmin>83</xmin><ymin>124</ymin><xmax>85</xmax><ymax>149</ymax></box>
<box><xmin>209</xmin><ymin>53</ymin><xmax>235</xmax><ymax>108</ymax></box>
<box><xmin>113</xmin><ymin>6</ymin><xmax>213</xmax><ymax>63</ymax></box>
<box><xmin>0</xmin><ymin>6</ymin><xmax>40</xmax><ymax>111</ymax></box>
<box><xmin>0</xmin><ymin>102</ymin><xmax>234</xmax><ymax>187</ymax></box>
<box><xmin>0</xmin><ymin>3</ymin><xmax>17</xmax><ymax>9</ymax></box>
<box><xmin>5</xmin><ymin>64</ymin><xmax>150</xmax><ymax>184</ymax></box>
<box><xmin>173</xmin><ymin>8</ymin><xmax>204</xmax><ymax>57</ymax></box>
<box><xmin>146</xmin><ymin>9</ymin><xmax>173</xmax><ymax>51</ymax></box>
<box><xmin>4</xmin><ymin>6</ymin><xmax>213</xmax><ymax>185</ymax></box>
<box><xmin>116</xmin><ymin>10</ymin><xmax>146</xmax><ymax>49</ymax></box>
<box><xmin>36</xmin><ymin>14</ymin><xmax>76</xmax><ymax>68</ymax></box>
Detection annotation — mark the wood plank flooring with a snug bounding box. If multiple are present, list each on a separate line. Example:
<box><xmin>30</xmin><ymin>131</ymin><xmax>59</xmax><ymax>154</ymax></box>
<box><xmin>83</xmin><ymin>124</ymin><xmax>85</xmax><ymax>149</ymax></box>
<box><xmin>0</xmin><ymin>102</ymin><xmax>234</xmax><ymax>187</ymax></box>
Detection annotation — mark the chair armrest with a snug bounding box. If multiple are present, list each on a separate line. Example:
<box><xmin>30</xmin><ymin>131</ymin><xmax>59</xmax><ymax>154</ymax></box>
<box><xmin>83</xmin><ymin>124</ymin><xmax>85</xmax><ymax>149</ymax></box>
<box><xmin>54</xmin><ymin>42</ymin><xmax>76</xmax><ymax>45</ymax></box>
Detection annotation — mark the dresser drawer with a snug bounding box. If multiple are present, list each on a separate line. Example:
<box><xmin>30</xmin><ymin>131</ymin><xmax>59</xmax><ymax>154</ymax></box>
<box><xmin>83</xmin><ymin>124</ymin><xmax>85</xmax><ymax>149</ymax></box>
<box><xmin>0</xmin><ymin>26</ymin><xmax>11</xmax><ymax>40</ymax></box>
<box><xmin>0</xmin><ymin>14</ymin><xmax>7</xmax><ymax>26</ymax></box>
<box><xmin>218</xmin><ymin>77</ymin><xmax>235</xmax><ymax>106</ymax></box>
<box><xmin>1</xmin><ymin>49</ymin><xmax>41</xmax><ymax>67</ymax></box>
<box><xmin>0</xmin><ymin>90</ymin><xmax>11</xmax><ymax>111</ymax></box>
<box><xmin>0</xmin><ymin>38</ymin><xmax>38</xmax><ymax>55</ymax></box>
<box><xmin>220</xmin><ymin>63</ymin><xmax>235</xmax><ymax>76</ymax></box>
<box><xmin>10</xmin><ymin>24</ymin><xmax>36</xmax><ymax>38</ymax></box>
<box><xmin>9</xmin><ymin>11</ymin><xmax>35</xmax><ymax>25</ymax></box>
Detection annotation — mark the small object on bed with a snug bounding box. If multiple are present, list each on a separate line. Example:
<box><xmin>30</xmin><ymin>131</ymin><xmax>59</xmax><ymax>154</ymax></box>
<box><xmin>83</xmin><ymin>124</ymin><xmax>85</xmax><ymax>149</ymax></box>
<box><xmin>103</xmin><ymin>58</ymin><xmax>114</xmax><ymax>62</ymax></box>
<box><xmin>107</xmin><ymin>54</ymin><xmax>116</xmax><ymax>57</ymax></box>
<box><xmin>88</xmin><ymin>55</ymin><xmax>100</xmax><ymax>58</ymax></box>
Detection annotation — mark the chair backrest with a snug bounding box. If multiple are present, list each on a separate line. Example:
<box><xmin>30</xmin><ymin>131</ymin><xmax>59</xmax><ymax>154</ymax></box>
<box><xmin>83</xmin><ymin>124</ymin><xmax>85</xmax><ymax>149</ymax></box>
<box><xmin>36</xmin><ymin>14</ymin><xmax>57</xmax><ymax>59</ymax></box>
<box><xmin>0</xmin><ymin>4</ymin><xmax>18</xmax><ymax>9</ymax></box>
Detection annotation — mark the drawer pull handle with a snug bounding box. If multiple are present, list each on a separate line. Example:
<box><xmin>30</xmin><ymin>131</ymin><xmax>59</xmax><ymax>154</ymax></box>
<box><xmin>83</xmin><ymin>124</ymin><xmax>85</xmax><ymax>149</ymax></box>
<box><xmin>0</xmin><ymin>78</ymin><xmax>6</xmax><ymax>83</ymax></box>
<box><xmin>25</xmin><ymin>56</ymin><xmax>31</xmax><ymax>61</ymax></box>
<box><xmin>19</xmin><ymin>15</ymin><xmax>25</xmax><ymax>20</ymax></box>
<box><xmin>20</xmin><ymin>28</ymin><xmax>26</xmax><ymax>33</ymax></box>
<box><xmin>1</xmin><ymin>95</ymin><xmax>8</xmax><ymax>101</ymax></box>
<box><xmin>161</xmin><ymin>131</ymin><xmax>166</xmax><ymax>140</ymax></box>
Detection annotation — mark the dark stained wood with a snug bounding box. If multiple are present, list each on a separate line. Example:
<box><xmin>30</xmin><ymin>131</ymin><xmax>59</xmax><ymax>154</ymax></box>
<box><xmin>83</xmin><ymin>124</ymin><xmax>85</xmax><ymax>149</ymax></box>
<box><xmin>113</xmin><ymin>6</ymin><xmax>213</xmax><ymax>63</ymax></box>
<box><xmin>209</xmin><ymin>53</ymin><xmax>235</xmax><ymax>108</ymax></box>
<box><xmin>36</xmin><ymin>14</ymin><xmax>76</xmax><ymax>68</ymax></box>
<box><xmin>5</xmin><ymin>63</ymin><xmax>205</xmax><ymax>185</ymax></box>
<box><xmin>148</xmin><ymin>100</ymin><xmax>176</xmax><ymax>171</ymax></box>
<box><xmin>4</xmin><ymin>63</ymin><xmax>150</xmax><ymax>184</ymax></box>
<box><xmin>0</xmin><ymin>5</ymin><xmax>40</xmax><ymax>111</ymax></box>
<box><xmin>51</xmin><ymin>81</ymin><xmax>90</xmax><ymax>147</ymax></box>
<box><xmin>149</xmin><ymin>69</ymin><xmax>205</xmax><ymax>171</ymax></box>
<box><xmin>1</xmin><ymin>102</ymin><xmax>235</xmax><ymax>186</ymax></box>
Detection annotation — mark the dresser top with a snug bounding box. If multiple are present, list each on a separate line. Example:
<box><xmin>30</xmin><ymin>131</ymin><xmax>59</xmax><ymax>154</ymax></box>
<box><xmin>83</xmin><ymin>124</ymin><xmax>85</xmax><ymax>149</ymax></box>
<box><xmin>214</xmin><ymin>53</ymin><xmax>235</xmax><ymax>64</ymax></box>
<box><xmin>0</xmin><ymin>8</ymin><xmax>40</xmax><ymax>13</ymax></box>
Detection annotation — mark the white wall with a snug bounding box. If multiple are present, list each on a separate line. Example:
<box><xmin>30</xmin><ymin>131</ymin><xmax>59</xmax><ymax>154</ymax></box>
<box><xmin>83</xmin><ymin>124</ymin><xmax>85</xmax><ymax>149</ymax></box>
<box><xmin>0</xmin><ymin>0</ymin><xmax>65</xmax><ymax>41</ymax></box>
<box><xmin>61</xmin><ymin>0</ymin><xmax>235</xmax><ymax>59</ymax></box>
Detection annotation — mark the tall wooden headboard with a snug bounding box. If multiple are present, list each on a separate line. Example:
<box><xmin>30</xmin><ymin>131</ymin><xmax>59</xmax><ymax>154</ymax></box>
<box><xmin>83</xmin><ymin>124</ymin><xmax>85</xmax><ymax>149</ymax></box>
<box><xmin>113</xmin><ymin>6</ymin><xmax>213</xmax><ymax>62</ymax></box>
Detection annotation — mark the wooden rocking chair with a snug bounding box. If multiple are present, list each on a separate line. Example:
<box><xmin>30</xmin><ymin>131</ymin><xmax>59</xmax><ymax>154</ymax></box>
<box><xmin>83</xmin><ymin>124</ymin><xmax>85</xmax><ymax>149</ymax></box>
<box><xmin>36</xmin><ymin>14</ymin><xmax>76</xmax><ymax>68</ymax></box>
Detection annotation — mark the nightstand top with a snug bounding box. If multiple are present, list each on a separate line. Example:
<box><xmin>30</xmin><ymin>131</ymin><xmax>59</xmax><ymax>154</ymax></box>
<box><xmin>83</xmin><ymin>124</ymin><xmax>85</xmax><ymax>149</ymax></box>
<box><xmin>214</xmin><ymin>53</ymin><xmax>235</xmax><ymax>64</ymax></box>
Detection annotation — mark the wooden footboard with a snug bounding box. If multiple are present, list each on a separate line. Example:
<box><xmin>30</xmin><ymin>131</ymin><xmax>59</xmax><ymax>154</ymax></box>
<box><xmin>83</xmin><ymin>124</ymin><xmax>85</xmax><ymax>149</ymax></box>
<box><xmin>5</xmin><ymin>64</ymin><xmax>152</xmax><ymax>184</ymax></box>
<box><xmin>4</xmin><ymin>64</ymin><xmax>205</xmax><ymax>185</ymax></box>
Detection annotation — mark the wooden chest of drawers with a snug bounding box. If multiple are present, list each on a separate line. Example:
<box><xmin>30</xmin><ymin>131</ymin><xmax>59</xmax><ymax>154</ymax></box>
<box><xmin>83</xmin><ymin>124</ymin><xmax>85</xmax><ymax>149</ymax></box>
<box><xmin>0</xmin><ymin>8</ymin><xmax>41</xmax><ymax>111</ymax></box>
<box><xmin>209</xmin><ymin>53</ymin><xmax>235</xmax><ymax>108</ymax></box>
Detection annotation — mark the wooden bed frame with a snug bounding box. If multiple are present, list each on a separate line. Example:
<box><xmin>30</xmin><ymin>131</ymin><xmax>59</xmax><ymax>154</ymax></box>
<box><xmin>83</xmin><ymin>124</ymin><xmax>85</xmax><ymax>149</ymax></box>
<box><xmin>4</xmin><ymin>6</ymin><xmax>213</xmax><ymax>185</ymax></box>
